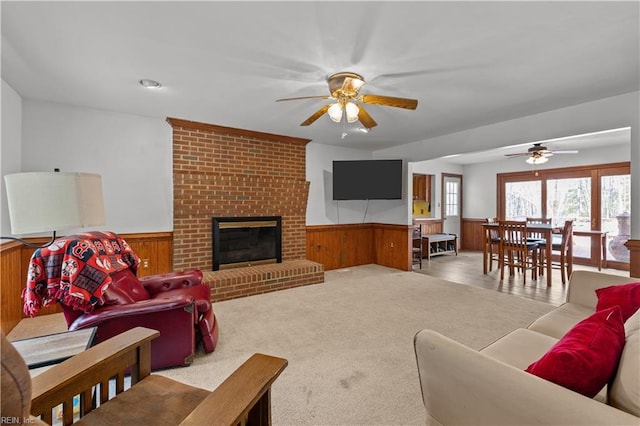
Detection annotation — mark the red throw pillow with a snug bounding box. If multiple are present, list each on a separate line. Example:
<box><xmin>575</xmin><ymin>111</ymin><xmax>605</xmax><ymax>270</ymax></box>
<box><xmin>596</xmin><ymin>282</ymin><xmax>640</xmax><ymax>322</ymax></box>
<box><xmin>525</xmin><ymin>306</ymin><xmax>625</xmax><ymax>397</ymax></box>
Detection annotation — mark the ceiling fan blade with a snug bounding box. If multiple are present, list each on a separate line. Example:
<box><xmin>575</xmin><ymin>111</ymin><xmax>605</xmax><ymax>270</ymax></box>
<box><xmin>300</xmin><ymin>105</ymin><xmax>331</xmax><ymax>126</ymax></box>
<box><xmin>359</xmin><ymin>94</ymin><xmax>418</xmax><ymax>110</ymax></box>
<box><xmin>504</xmin><ymin>153</ymin><xmax>531</xmax><ymax>158</ymax></box>
<box><xmin>276</xmin><ymin>95</ymin><xmax>331</xmax><ymax>102</ymax></box>
<box><xmin>357</xmin><ymin>105</ymin><xmax>377</xmax><ymax>129</ymax></box>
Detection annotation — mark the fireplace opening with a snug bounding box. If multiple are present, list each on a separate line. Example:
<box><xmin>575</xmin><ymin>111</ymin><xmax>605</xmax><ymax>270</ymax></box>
<box><xmin>212</xmin><ymin>216</ymin><xmax>282</xmax><ymax>271</ymax></box>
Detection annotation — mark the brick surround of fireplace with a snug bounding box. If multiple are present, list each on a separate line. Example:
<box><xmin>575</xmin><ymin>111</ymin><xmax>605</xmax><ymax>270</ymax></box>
<box><xmin>168</xmin><ymin>118</ymin><xmax>324</xmax><ymax>301</ymax></box>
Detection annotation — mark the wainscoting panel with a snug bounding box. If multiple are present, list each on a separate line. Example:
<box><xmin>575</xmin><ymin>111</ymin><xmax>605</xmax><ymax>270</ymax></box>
<box><xmin>306</xmin><ymin>224</ymin><xmax>374</xmax><ymax>271</ymax></box>
<box><xmin>373</xmin><ymin>224</ymin><xmax>413</xmax><ymax>271</ymax></box>
<box><xmin>306</xmin><ymin>223</ymin><xmax>412</xmax><ymax>271</ymax></box>
<box><xmin>461</xmin><ymin>218</ymin><xmax>485</xmax><ymax>251</ymax></box>
<box><xmin>0</xmin><ymin>232</ymin><xmax>174</xmax><ymax>334</ymax></box>
<box><xmin>413</xmin><ymin>219</ymin><xmax>443</xmax><ymax>235</ymax></box>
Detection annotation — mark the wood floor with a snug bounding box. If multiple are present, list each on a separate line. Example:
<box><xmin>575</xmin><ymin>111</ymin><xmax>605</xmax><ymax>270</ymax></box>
<box><xmin>413</xmin><ymin>250</ymin><xmax>629</xmax><ymax>307</ymax></box>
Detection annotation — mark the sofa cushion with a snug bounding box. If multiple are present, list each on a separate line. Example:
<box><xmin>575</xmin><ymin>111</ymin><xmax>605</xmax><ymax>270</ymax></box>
<box><xmin>480</xmin><ymin>328</ymin><xmax>558</xmax><ymax>369</ymax></box>
<box><xmin>596</xmin><ymin>282</ymin><xmax>640</xmax><ymax>322</ymax></box>
<box><xmin>480</xmin><ymin>328</ymin><xmax>609</xmax><ymax>403</ymax></box>
<box><xmin>527</xmin><ymin>302</ymin><xmax>593</xmax><ymax>339</ymax></box>
<box><xmin>609</xmin><ymin>309</ymin><xmax>640</xmax><ymax>416</ymax></box>
<box><xmin>525</xmin><ymin>306</ymin><xmax>625</xmax><ymax>398</ymax></box>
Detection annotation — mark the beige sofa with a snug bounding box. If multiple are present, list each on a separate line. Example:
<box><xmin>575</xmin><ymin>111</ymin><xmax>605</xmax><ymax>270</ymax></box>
<box><xmin>414</xmin><ymin>270</ymin><xmax>640</xmax><ymax>425</ymax></box>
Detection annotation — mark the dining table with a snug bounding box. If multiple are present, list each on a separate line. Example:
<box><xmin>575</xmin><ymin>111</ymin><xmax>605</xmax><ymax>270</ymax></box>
<box><xmin>482</xmin><ymin>222</ymin><xmax>564</xmax><ymax>287</ymax></box>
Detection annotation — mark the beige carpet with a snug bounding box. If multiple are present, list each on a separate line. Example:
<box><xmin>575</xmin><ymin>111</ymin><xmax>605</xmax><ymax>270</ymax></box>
<box><xmin>157</xmin><ymin>264</ymin><xmax>555</xmax><ymax>426</ymax></box>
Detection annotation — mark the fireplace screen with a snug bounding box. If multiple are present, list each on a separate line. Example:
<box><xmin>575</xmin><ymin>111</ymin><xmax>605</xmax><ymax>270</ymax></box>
<box><xmin>212</xmin><ymin>216</ymin><xmax>282</xmax><ymax>270</ymax></box>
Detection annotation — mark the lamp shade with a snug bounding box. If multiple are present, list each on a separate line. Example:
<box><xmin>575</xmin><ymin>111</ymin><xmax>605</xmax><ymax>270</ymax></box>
<box><xmin>345</xmin><ymin>102</ymin><xmax>359</xmax><ymax>123</ymax></box>
<box><xmin>328</xmin><ymin>103</ymin><xmax>343</xmax><ymax>123</ymax></box>
<box><xmin>526</xmin><ymin>156</ymin><xmax>549</xmax><ymax>165</ymax></box>
<box><xmin>4</xmin><ymin>172</ymin><xmax>105</xmax><ymax>235</ymax></box>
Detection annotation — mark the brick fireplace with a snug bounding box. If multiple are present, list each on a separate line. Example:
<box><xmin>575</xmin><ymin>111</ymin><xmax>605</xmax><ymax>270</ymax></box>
<box><xmin>167</xmin><ymin>118</ymin><xmax>323</xmax><ymax>301</ymax></box>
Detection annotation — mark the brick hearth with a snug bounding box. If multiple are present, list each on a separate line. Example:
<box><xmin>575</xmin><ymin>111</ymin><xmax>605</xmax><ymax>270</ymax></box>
<box><xmin>203</xmin><ymin>259</ymin><xmax>324</xmax><ymax>302</ymax></box>
<box><xmin>167</xmin><ymin>118</ymin><xmax>324</xmax><ymax>301</ymax></box>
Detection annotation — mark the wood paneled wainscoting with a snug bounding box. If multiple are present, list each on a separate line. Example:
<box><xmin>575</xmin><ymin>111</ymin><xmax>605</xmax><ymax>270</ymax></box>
<box><xmin>0</xmin><ymin>232</ymin><xmax>174</xmax><ymax>334</ymax></box>
<box><xmin>460</xmin><ymin>218</ymin><xmax>486</xmax><ymax>251</ymax></box>
<box><xmin>306</xmin><ymin>223</ymin><xmax>412</xmax><ymax>271</ymax></box>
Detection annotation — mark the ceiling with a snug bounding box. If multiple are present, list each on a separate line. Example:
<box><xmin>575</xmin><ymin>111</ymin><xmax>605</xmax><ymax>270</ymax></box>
<box><xmin>2</xmin><ymin>1</ymin><xmax>638</xmax><ymax>157</ymax></box>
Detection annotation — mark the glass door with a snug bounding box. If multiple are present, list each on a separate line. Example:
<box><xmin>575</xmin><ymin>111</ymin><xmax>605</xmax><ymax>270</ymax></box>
<box><xmin>546</xmin><ymin>176</ymin><xmax>591</xmax><ymax>263</ymax></box>
<box><xmin>442</xmin><ymin>174</ymin><xmax>462</xmax><ymax>241</ymax></box>
<box><xmin>601</xmin><ymin>173</ymin><xmax>631</xmax><ymax>268</ymax></box>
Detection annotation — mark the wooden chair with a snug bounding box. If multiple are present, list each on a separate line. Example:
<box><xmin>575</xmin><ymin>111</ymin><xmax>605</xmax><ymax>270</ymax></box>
<box><xmin>485</xmin><ymin>217</ymin><xmax>501</xmax><ymax>272</ymax></box>
<box><xmin>1</xmin><ymin>327</ymin><xmax>287</xmax><ymax>426</ymax></box>
<box><xmin>498</xmin><ymin>220</ymin><xmax>539</xmax><ymax>284</ymax></box>
<box><xmin>413</xmin><ymin>225</ymin><xmax>423</xmax><ymax>269</ymax></box>
<box><xmin>526</xmin><ymin>217</ymin><xmax>552</xmax><ymax>268</ymax></box>
<box><xmin>538</xmin><ymin>220</ymin><xmax>574</xmax><ymax>285</ymax></box>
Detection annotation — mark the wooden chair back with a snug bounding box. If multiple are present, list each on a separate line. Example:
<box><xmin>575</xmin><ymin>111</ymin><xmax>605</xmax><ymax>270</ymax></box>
<box><xmin>498</xmin><ymin>220</ymin><xmax>539</xmax><ymax>283</ymax></box>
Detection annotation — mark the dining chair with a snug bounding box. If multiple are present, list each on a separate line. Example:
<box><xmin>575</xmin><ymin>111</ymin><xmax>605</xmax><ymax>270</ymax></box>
<box><xmin>485</xmin><ymin>217</ymin><xmax>501</xmax><ymax>272</ymax></box>
<box><xmin>537</xmin><ymin>220</ymin><xmax>574</xmax><ymax>284</ymax></box>
<box><xmin>498</xmin><ymin>220</ymin><xmax>539</xmax><ymax>284</ymax></box>
<box><xmin>526</xmin><ymin>217</ymin><xmax>552</xmax><ymax>268</ymax></box>
<box><xmin>413</xmin><ymin>225</ymin><xmax>423</xmax><ymax>269</ymax></box>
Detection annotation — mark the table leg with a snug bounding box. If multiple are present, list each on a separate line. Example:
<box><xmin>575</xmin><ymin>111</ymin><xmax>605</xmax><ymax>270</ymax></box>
<box><xmin>483</xmin><ymin>229</ymin><xmax>488</xmax><ymax>275</ymax></box>
<box><xmin>545</xmin><ymin>229</ymin><xmax>552</xmax><ymax>287</ymax></box>
<box><xmin>600</xmin><ymin>233</ymin><xmax>607</xmax><ymax>270</ymax></box>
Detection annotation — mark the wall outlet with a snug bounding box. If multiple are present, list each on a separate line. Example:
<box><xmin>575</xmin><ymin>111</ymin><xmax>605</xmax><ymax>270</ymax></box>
<box><xmin>141</xmin><ymin>259</ymin><xmax>150</xmax><ymax>269</ymax></box>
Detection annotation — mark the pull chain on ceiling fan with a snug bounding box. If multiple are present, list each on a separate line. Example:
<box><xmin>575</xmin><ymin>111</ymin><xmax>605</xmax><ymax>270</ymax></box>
<box><xmin>276</xmin><ymin>71</ymin><xmax>418</xmax><ymax>132</ymax></box>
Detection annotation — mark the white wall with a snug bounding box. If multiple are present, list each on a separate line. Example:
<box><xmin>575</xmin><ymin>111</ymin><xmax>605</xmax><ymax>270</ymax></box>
<box><xmin>463</xmin><ymin>143</ymin><xmax>631</xmax><ymax>219</ymax></box>
<box><xmin>409</xmin><ymin>160</ymin><xmax>464</xmax><ymax>221</ymax></box>
<box><xmin>3</xmin><ymin>91</ymin><xmax>637</xmax><ymax>235</ymax></box>
<box><xmin>1</xmin><ymin>80</ymin><xmax>23</xmax><ymax>236</ymax></box>
<box><xmin>305</xmin><ymin>143</ymin><xmax>410</xmax><ymax>225</ymax></box>
<box><xmin>20</xmin><ymin>100</ymin><xmax>173</xmax><ymax>234</ymax></box>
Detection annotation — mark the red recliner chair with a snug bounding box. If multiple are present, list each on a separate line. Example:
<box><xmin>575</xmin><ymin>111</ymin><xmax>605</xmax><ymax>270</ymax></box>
<box><xmin>23</xmin><ymin>231</ymin><xmax>219</xmax><ymax>370</ymax></box>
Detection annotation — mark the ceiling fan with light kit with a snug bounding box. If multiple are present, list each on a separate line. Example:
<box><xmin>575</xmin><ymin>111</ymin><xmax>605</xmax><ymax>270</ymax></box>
<box><xmin>276</xmin><ymin>71</ymin><xmax>418</xmax><ymax>137</ymax></box>
<box><xmin>505</xmin><ymin>143</ymin><xmax>579</xmax><ymax>165</ymax></box>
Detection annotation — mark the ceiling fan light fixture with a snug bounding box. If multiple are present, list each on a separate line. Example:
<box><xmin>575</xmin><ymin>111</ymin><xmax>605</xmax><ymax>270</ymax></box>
<box><xmin>328</xmin><ymin>103</ymin><xmax>343</xmax><ymax>122</ymax></box>
<box><xmin>345</xmin><ymin>102</ymin><xmax>359</xmax><ymax>123</ymax></box>
<box><xmin>526</xmin><ymin>156</ymin><xmax>549</xmax><ymax>165</ymax></box>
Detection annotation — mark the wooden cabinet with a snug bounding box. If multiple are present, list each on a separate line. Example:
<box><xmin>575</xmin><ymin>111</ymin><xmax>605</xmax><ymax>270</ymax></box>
<box><xmin>412</xmin><ymin>174</ymin><xmax>432</xmax><ymax>210</ymax></box>
<box><xmin>413</xmin><ymin>174</ymin><xmax>427</xmax><ymax>200</ymax></box>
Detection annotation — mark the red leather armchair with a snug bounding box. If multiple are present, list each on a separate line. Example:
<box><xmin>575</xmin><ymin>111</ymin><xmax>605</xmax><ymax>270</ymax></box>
<box><xmin>23</xmin><ymin>231</ymin><xmax>219</xmax><ymax>370</ymax></box>
<box><xmin>62</xmin><ymin>268</ymin><xmax>219</xmax><ymax>370</ymax></box>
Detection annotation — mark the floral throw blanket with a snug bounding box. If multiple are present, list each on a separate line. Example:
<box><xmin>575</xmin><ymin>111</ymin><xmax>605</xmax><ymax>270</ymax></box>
<box><xmin>23</xmin><ymin>231</ymin><xmax>140</xmax><ymax>317</ymax></box>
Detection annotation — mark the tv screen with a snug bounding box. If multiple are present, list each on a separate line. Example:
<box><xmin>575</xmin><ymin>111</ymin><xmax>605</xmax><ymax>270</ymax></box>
<box><xmin>333</xmin><ymin>159</ymin><xmax>403</xmax><ymax>200</ymax></box>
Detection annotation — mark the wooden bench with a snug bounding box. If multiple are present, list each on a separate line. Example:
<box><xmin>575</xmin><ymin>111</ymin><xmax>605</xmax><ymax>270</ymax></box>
<box><xmin>421</xmin><ymin>233</ymin><xmax>458</xmax><ymax>260</ymax></box>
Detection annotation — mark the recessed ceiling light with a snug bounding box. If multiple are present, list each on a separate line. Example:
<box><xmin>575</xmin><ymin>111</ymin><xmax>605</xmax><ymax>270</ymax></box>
<box><xmin>139</xmin><ymin>79</ymin><xmax>162</xmax><ymax>88</ymax></box>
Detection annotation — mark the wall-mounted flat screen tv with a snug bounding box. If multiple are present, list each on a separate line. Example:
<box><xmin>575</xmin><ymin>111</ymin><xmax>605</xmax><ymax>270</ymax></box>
<box><xmin>333</xmin><ymin>159</ymin><xmax>403</xmax><ymax>200</ymax></box>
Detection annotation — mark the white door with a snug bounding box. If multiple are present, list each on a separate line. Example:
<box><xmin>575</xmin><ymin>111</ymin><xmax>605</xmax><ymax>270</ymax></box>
<box><xmin>442</xmin><ymin>174</ymin><xmax>462</xmax><ymax>243</ymax></box>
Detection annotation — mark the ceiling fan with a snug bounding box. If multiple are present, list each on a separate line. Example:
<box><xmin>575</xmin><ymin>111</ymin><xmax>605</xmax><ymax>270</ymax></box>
<box><xmin>504</xmin><ymin>143</ymin><xmax>579</xmax><ymax>164</ymax></box>
<box><xmin>275</xmin><ymin>71</ymin><xmax>418</xmax><ymax>130</ymax></box>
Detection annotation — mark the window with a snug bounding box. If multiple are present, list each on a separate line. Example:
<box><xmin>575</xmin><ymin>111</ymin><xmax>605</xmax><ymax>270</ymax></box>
<box><xmin>505</xmin><ymin>180</ymin><xmax>541</xmax><ymax>219</ymax></box>
<box><xmin>445</xmin><ymin>180</ymin><xmax>459</xmax><ymax>216</ymax></box>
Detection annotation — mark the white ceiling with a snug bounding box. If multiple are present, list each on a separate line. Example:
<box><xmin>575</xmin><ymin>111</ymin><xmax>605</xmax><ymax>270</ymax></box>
<box><xmin>2</xmin><ymin>1</ymin><xmax>638</xmax><ymax>157</ymax></box>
